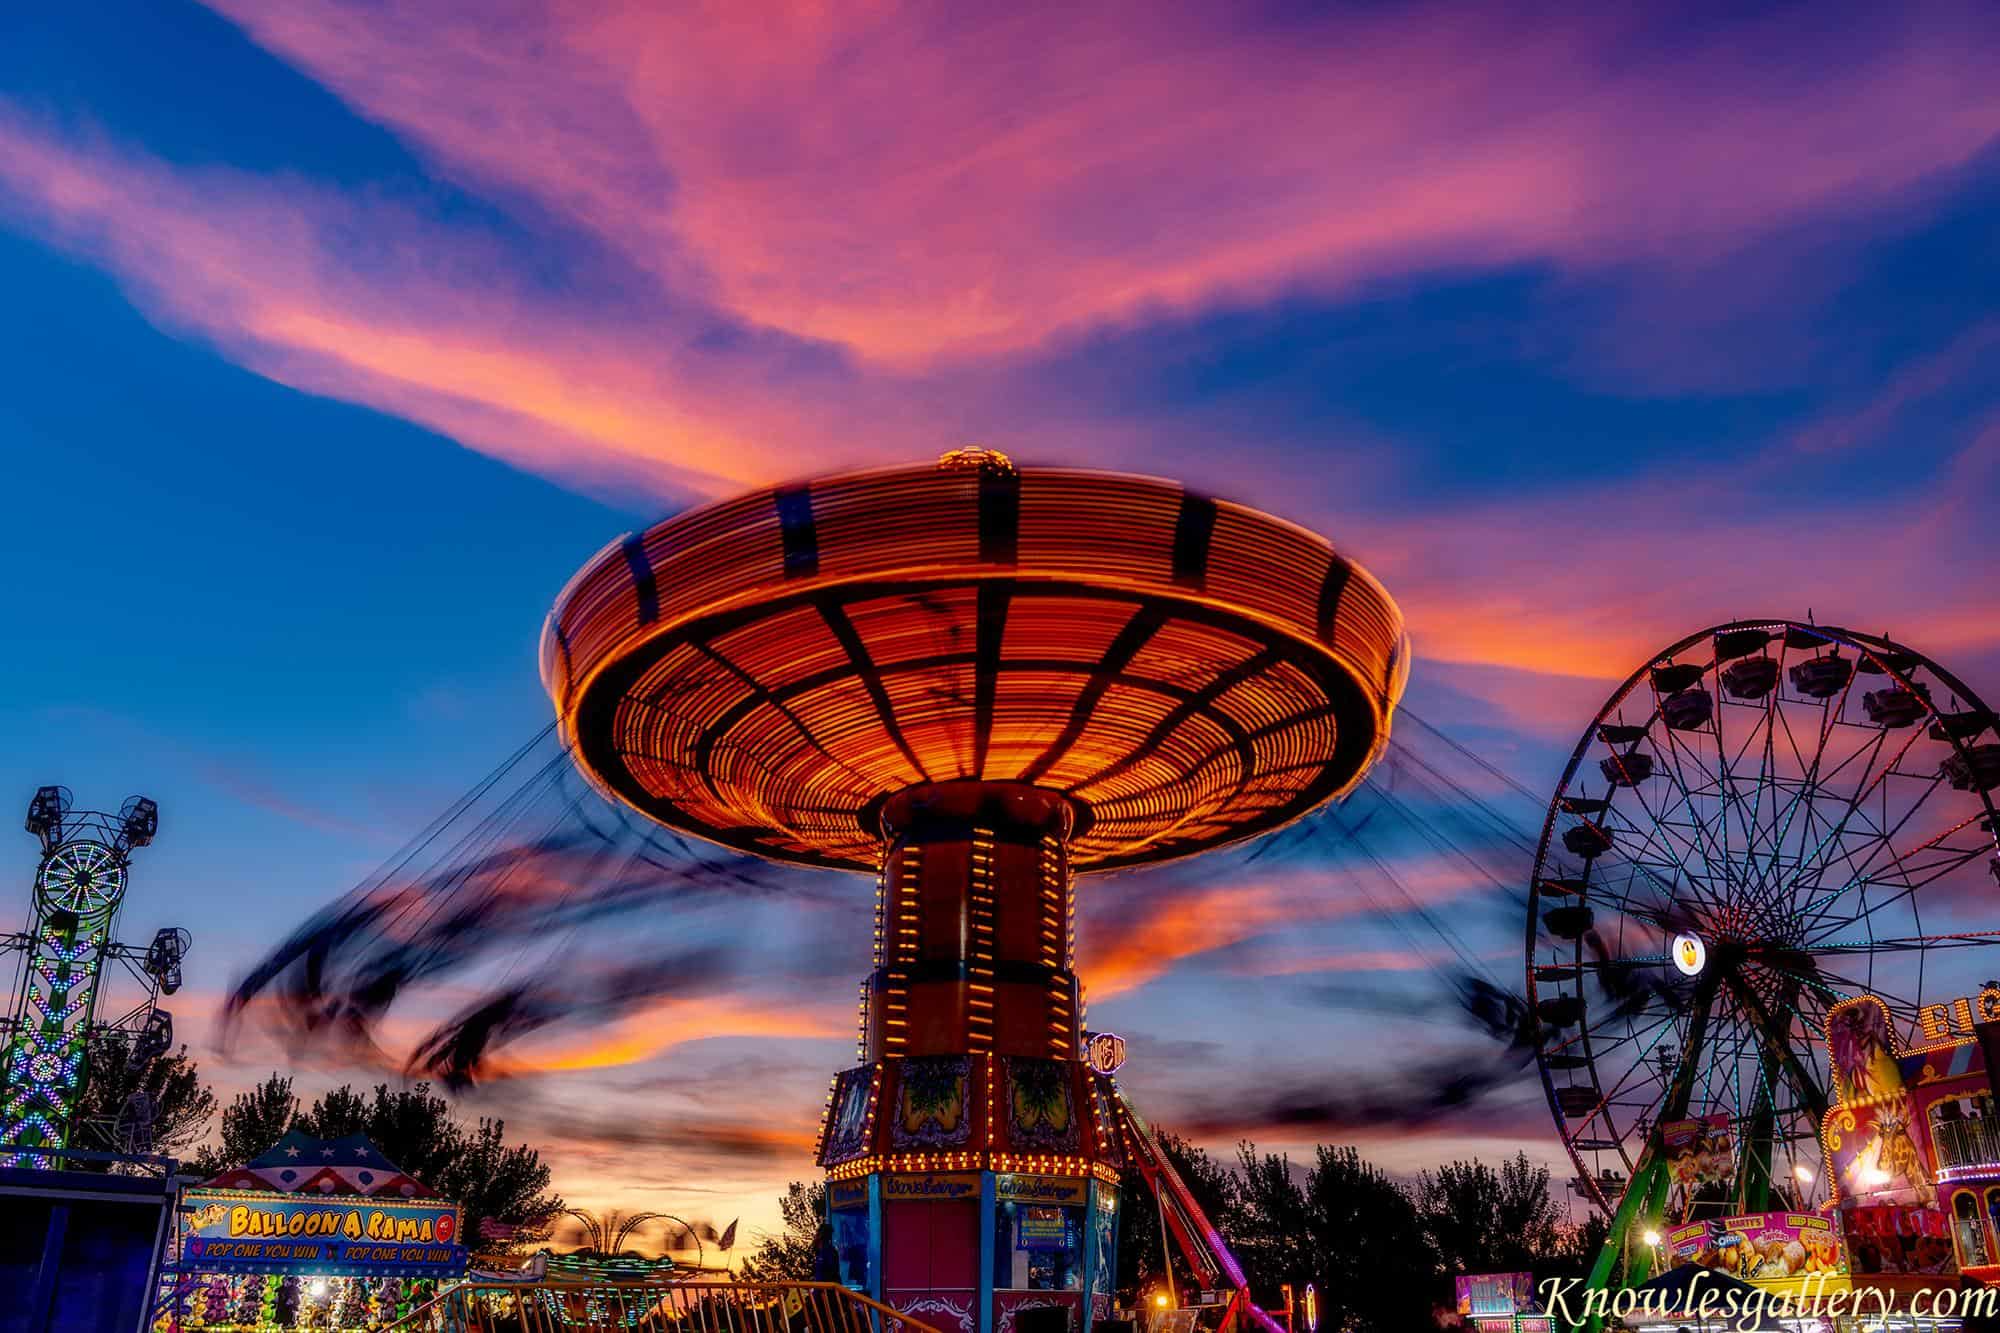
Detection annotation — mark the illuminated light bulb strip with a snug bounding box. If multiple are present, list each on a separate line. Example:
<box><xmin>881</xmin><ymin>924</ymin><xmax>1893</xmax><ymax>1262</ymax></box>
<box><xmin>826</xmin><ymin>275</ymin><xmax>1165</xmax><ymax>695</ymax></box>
<box><xmin>871</xmin><ymin>869</ymin><xmax>886</xmax><ymax>969</ymax></box>
<box><xmin>967</xmin><ymin>830</ymin><xmax>996</xmax><ymax>1054</ymax></box>
<box><xmin>894</xmin><ymin>847</ymin><xmax>922</xmax><ymax>964</ymax></box>
<box><xmin>884</xmin><ymin>847</ymin><xmax>920</xmax><ymax>1057</ymax></box>
<box><xmin>854</xmin><ymin>980</ymin><xmax>870</xmax><ymax>1062</ymax></box>
<box><xmin>859</xmin><ymin>1063</ymin><xmax>884</xmax><ymax>1150</ymax></box>
<box><xmin>825</xmin><ymin>1150</ymin><xmax>1120</xmax><ymax>1183</ymax></box>
<box><xmin>1037</xmin><ymin>837</ymin><xmax>1063</xmax><ymax>970</ymax></box>
<box><xmin>985</xmin><ymin>1054</ymin><xmax>999</xmax><ymax>1148</ymax></box>
<box><xmin>1047</xmin><ymin>979</ymin><xmax>1074</xmax><ymax>1058</ymax></box>
<box><xmin>1061</xmin><ymin>848</ymin><xmax>1076</xmax><ymax>971</ymax></box>
<box><xmin>812</xmin><ymin>1075</ymin><xmax>841</xmax><ymax>1163</ymax></box>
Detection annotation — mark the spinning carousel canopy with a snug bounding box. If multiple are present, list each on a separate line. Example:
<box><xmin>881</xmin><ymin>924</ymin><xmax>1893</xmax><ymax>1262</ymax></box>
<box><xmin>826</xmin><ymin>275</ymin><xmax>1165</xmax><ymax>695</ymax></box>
<box><xmin>544</xmin><ymin>452</ymin><xmax>1409</xmax><ymax>872</ymax></box>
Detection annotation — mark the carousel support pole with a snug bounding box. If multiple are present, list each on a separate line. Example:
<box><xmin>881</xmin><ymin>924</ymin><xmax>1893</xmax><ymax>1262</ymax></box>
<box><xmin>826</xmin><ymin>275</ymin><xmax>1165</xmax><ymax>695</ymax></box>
<box><xmin>979</xmin><ymin>1173</ymin><xmax>996</xmax><ymax>1333</ymax></box>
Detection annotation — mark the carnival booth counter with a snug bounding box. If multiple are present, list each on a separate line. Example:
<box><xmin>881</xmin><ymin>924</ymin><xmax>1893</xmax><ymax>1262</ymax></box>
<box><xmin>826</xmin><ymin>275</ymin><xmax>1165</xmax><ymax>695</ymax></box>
<box><xmin>158</xmin><ymin>1129</ymin><xmax>467</xmax><ymax>1331</ymax></box>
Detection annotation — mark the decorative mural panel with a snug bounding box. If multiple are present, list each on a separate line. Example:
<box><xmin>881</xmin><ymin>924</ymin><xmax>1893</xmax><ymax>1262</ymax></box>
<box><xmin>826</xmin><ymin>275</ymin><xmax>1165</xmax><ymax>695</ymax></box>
<box><xmin>1006</xmin><ymin>1058</ymin><xmax>1079</xmax><ymax>1152</ymax></box>
<box><xmin>820</xmin><ymin>1066</ymin><xmax>875</xmax><ymax>1165</ymax></box>
<box><xmin>892</xmin><ymin>1055</ymin><xmax>971</xmax><ymax>1150</ymax></box>
<box><xmin>893</xmin><ymin>1292</ymin><xmax>974</xmax><ymax>1333</ymax></box>
<box><xmin>996</xmin><ymin>1292</ymin><xmax>1078</xmax><ymax>1333</ymax></box>
<box><xmin>1828</xmin><ymin>999</ymin><xmax>1902</xmax><ymax>1105</ymax></box>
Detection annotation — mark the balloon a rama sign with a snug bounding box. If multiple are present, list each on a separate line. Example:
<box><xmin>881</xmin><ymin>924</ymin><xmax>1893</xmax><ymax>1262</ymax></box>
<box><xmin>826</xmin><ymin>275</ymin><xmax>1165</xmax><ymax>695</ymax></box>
<box><xmin>178</xmin><ymin>1189</ymin><xmax>465</xmax><ymax>1277</ymax></box>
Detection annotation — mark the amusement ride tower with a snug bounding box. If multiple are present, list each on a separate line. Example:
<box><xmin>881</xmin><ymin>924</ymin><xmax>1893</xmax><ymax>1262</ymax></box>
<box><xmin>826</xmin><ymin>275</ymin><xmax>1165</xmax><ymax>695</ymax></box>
<box><xmin>3</xmin><ymin>787</ymin><xmax>188</xmax><ymax>1167</ymax></box>
<box><xmin>544</xmin><ymin>451</ymin><xmax>1408</xmax><ymax>1333</ymax></box>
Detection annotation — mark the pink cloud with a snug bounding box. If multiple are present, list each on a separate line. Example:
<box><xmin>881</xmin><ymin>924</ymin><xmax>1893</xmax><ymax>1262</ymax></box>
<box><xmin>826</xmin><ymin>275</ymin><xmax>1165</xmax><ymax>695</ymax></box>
<box><xmin>202</xmin><ymin>3</ymin><xmax>2000</xmax><ymax>367</ymax></box>
<box><xmin>1078</xmin><ymin>853</ymin><xmax>1497</xmax><ymax>999</ymax></box>
<box><xmin>1332</xmin><ymin>411</ymin><xmax>2000</xmax><ymax>682</ymax></box>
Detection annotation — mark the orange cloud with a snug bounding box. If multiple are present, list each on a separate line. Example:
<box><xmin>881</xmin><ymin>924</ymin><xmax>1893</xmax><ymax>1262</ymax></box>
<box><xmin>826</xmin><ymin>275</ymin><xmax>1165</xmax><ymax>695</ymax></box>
<box><xmin>495</xmin><ymin>994</ymin><xmax>842</xmax><ymax>1075</ymax></box>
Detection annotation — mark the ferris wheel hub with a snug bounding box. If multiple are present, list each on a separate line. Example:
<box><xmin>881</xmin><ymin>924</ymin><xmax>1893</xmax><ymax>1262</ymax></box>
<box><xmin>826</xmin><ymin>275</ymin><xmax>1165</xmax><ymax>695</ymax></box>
<box><xmin>1671</xmin><ymin>932</ymin><xmax>1706</xmax><ymax>977</ymax></box>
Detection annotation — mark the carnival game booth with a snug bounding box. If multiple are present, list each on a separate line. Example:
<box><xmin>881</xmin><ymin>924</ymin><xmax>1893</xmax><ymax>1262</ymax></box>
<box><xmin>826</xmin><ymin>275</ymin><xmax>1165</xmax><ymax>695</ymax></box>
<box><xmin>159</xmin><ymin>1130</ymin><xmax>466</xmax><ymax>1331</ymax></box>
<box><xmin>1455</xmin><ymin>1273</ymin><xmax>1550</xmax><ymax>1333</ymax></box>
<box><xmin>1812</xmin><ymin>993</ymin><xmax>2000</xmax><ymax>1326</ymax></box>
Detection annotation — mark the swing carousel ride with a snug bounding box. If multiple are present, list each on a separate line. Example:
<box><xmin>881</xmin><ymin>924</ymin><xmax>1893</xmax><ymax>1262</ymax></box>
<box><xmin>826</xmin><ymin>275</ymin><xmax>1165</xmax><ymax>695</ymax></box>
<box><xmin>538</xmin><ymin>448</ymin><xmax>1408</xmax><ymax>1333</ymax></box>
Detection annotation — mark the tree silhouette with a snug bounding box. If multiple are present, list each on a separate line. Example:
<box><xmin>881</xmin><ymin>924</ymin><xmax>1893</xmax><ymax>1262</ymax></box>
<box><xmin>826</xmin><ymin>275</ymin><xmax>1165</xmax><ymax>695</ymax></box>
<box><xmin>740</xmin><ymin>1181</ymin><xmax>826</xmax><ymax>1280</ymax></box>
<box><xmin>1415</xmin><ymin>1152</ymin><xmax>1566</xmax><ymax>1278</ymax></box>
<box><xmin>190</xmin><ymin>1075</ymin><xmax>560</xmax><ymax>1253</ymax></box>
<box><xmin>72</xmin><ymin>1039</ymin><xmax>217</xmax><ymax>1168</ymax></box>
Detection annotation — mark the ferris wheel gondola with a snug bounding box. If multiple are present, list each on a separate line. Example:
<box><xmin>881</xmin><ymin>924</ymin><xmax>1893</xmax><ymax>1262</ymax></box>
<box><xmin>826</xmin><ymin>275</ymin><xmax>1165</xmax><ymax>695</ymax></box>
<box><xmin>1525</xmin><ymin>620</ymin><xmax>2000</xmax><ymax>1246</ymax></box>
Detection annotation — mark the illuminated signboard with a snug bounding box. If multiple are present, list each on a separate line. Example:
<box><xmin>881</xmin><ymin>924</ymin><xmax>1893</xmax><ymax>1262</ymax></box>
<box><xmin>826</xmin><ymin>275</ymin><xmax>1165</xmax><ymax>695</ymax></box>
<box><xmin>179</xmin><ymin>1190</ymin><xmax>465</xmax><ymax>1278</ymax></box>
<box><xmin>1084</xmin><ymin>1031</ymin><xmax>1126</xmax><ymax>1075</ymax></box>
<box><xmin>995</xmin><ymin>1174</ymin><xmax>1088</xmax><ymax>1206</ymax></box>
<box><xmin>1455</xmin><ymin>1273</ymin><xmax>1534</xmax><ymax>1317</ymax></box>
<box><xmin>881</xmin><ymin>1173</ymin><xmax>979</xmax><ymax>1201</ymax></box>
<box><xmin>1017</xmin><ymin>1206</ymin><xmax>1068</xmax><ymax>1251</ymax></box>
<box><xmin>1672</xmin><ymin>932</ymin><xmax>1706</xmax><ymax>977</ymax></box>
<box><xmin>1665</xmin><ymin>1212</ymin><xmax>1845</xmax><ymax>1282</ymax></box>
<box><xmin>1917</xmin><ymin>986</ymin><xmax>2000</xmax><ymax>1042</ymax></box>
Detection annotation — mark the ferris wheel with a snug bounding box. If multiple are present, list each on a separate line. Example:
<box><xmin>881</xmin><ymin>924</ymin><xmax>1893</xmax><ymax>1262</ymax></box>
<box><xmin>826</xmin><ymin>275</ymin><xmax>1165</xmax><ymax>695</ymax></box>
<box><xmin>1525</xmin><ymin>620</ymin><xmax>2000</xmax><ymax>1230</ymax></box>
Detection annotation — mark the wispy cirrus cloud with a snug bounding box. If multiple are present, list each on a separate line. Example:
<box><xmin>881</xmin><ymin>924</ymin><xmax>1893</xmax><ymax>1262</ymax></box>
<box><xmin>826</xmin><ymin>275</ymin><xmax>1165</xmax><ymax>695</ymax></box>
<box><xmin>204</xmin><ymin>2</ymin><xmax>2000</xmax><ymax>367</ymax></box>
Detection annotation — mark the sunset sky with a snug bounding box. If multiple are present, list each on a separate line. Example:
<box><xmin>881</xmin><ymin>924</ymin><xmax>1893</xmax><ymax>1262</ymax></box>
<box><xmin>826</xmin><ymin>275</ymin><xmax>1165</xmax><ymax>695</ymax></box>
<box><xmin>2</xmin><ymin>2</ymin><xmax>1998</xmax><ymax>1254</ymax></box>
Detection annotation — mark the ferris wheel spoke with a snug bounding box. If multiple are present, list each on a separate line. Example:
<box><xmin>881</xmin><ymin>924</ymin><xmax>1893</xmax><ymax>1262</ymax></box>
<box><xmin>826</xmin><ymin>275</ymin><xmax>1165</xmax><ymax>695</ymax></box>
<box><xmin>1557</xmin><ymin>1011</ymin><xmax>1683</xmax><ymax>1136</ymax></box>
<box><xmin>1718</xmin><ymin>697</ymin><xmax>1778</xmax><ymax>882</ymax></box>
<box><xmin>1758</xmin><ymin>695</ymin><xmax>1837</xmax><ymax>893</ymax></box>
<box><xmin>1786</xmin><ymin>723</ymin><xmax>1928</xmax><ymax>918</ymax></box>
<box><xmin>1816</xmin><ymin>800</ymin><xmax>1968</xmax><ymax>932</ymax></box>
<box><xmin>1802</xmin><ymin>841</ymin><xmax>1985</xmax><ymax>947</ymax></box>
<box><xmin>1711</xmin><ymin>707</ymin><xmax>1811</xmax><ymax>943</ymax></box>
<box><xmin>1720</xmin><ymin>973</ymin><xmax>1827</xmax><ymax>1120</ymax></box>
<box><xmin>1811</xmin><ymin>765</ymin><xmax>1953</xmax><ymax>896</ymax></box>
<box><xmin>1606</xmin><ymin>754</ymin><xmax>1735</xmax><ymax>924</ymax></box>
<box><xmin>1650</xmin><ymin>717</ymin><xmax>1742</xmax><ymax>897</ymax></box>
